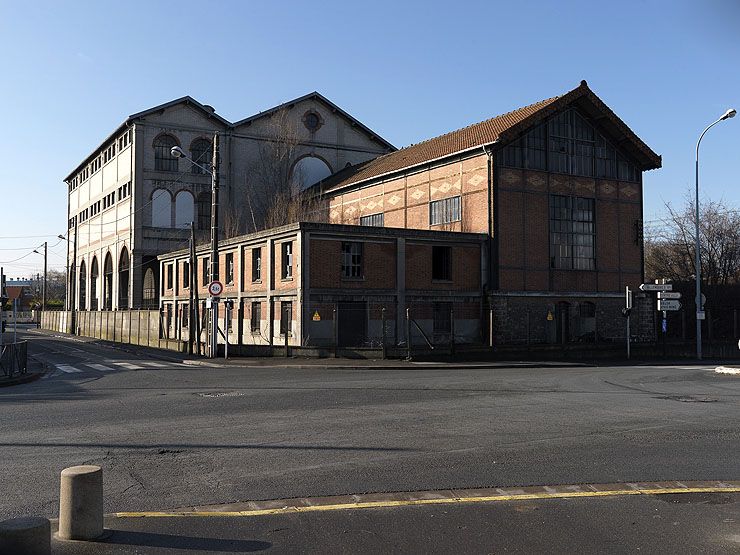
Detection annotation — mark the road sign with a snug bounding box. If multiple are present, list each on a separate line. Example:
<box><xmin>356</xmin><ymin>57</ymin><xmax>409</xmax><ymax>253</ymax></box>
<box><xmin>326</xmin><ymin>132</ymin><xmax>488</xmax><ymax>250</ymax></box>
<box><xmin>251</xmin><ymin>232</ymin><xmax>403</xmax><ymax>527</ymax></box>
<box><xmin>697</xmin><ymin>311</ymin><xmax>706</xmax><ymax>320</ymax></box>
<box><xmin>657</xmin><ymin>299</ymin><xmax>681</xmax><ymax>311</ymax></box>
<box><xmin>625</xmin><ymin>286</ymin><xmax>633</xmax><ymax>309</ymax></box>
<box><xmin>657</xmin><ymin>291</ymin><xmax>681</xmax><ymax>300</ymax></box>
<box><xmin>640</xmin><ymin>283</ymin><xmax>673</xmax><ymax>292</ymax></box>
<box><xmin>312</xmin><ymin>310</ymin><xmax>321</xmax><ymax>321</ymax></box>
<box><xmin>208</xmin><ymin>280</ymin><xmax>224</xmax><ymax>296</ymax></box>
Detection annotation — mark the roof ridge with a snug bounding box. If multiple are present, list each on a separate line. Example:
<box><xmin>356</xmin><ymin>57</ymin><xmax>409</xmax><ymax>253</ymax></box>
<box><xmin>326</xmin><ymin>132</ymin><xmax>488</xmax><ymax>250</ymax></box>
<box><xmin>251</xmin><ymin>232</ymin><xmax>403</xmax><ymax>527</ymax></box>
<box><xmin>390</xmin><ymin>93</ymin><xmax>564</xmax><ymax>154</ymax></box>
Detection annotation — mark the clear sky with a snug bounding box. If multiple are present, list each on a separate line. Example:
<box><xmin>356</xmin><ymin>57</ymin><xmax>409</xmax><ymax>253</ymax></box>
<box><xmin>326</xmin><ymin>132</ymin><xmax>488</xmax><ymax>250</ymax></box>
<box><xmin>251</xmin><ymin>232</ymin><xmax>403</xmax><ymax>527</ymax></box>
<box><xmin>1</xmin><ymin>0</ymin><xmax>738</xmax><ymax>279</ymax></box>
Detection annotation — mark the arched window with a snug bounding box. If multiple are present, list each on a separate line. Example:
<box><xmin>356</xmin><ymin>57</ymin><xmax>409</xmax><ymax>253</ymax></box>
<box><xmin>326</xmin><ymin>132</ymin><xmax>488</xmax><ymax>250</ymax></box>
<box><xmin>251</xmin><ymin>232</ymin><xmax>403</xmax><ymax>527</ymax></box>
<box><xmin>152</xmin><ymin>189</ymin><xmax>172</xmax><ymax>228</ymax></box>
<box><xmin>143</xmin><ymin>267</ymin><xmax>156</xmax><ymax>308</ymax></box>
<box><xmin>103</xmin><ymin>252</ymin><xmax>113</xmax><ymax>310</ymax></box>
<box><xmin>90</xmin><ymin>257</ymin><xmax>99</xmax><ymax>310</ymax></box>
<box><xmin>118</xmin><ymin>247</ymin><xmax>130</xmax><ymax>310</ymax></box>
<box><xmin>190</xmin><ymin>139</ymin><xmax>212</xmax><ymax>174</ymax></box>
<box><xmin>291</xmin><ymin>156</ymin><xmax>332</xmax><ymax>190</ymax></box>
<box><xmin>154</xmin><ymin>134</ymin><xmax>179</xmax><ymax>171</ymax></box>
<box><xmin>175</xmin><ymin>191</ymin><xmax>195</xmax><ymax>228</ymax></box>
<box><xmin>197</xmin><ymin>192</ymin><xmax>210</xmax><ymax>230</ymax></box>
<box><xmin>78</xmin><ymin>260</ymin><xmax>87</xmax><ymax>310</ymax></box>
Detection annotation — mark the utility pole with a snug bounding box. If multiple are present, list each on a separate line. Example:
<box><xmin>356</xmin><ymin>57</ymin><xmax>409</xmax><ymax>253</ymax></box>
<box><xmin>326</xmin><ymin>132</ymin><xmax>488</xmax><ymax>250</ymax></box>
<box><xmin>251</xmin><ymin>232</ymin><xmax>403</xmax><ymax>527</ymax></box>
<box><xmin>209</xmin><ymin>132</ymin><xmax>220</xmax><ymax>358</ymax></box>
<box><xmin>188</xmin><ymin>223</ymin><xmax>195</xmax><ymax>355</ymax></box>
<box><xmin>42</xmin><ymin>241</ymin><xmax>47</xmax><ymax>313</ymax></box>
<box><xmin>71</xmin><ymin>220</ymin><xmax>78</xmax><ymax>334</ymax></box>
<box><xmin>1</xmin><ymin>267</ymin><xmax>5</xmax><ymax>349</ymax></box>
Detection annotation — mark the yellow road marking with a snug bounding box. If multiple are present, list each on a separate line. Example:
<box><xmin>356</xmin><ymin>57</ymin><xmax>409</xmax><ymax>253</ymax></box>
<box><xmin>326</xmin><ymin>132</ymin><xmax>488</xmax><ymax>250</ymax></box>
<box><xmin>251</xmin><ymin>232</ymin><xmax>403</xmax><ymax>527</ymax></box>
<box><xmin>116</xmin><ymin>485</ymin><xmax>740</xmax><ymax>518</ymax></box>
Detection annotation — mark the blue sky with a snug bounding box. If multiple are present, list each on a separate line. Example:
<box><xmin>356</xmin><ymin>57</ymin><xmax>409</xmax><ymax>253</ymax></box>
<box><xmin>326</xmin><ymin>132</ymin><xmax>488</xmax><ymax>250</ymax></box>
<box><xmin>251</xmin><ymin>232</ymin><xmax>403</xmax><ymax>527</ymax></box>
<box><xmin>1</xmin><ymin>0</ymin><xmax>738</xmax><ymax>278</ymax></box>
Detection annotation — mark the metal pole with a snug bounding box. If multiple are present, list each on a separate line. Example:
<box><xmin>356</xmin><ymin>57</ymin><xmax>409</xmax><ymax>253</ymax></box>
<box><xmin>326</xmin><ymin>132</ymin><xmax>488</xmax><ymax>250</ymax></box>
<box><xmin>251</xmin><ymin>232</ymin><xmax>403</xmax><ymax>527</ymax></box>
<box><xmin>694</xmin><ymin>111</ymin><xmax>736</xmax><ymax>359</ymax></box>
<box><xmin>381</xmin><ymin>307</ymin><xmax>387</xmax><ymax>360</ymax></box>
<box><xmin>626</xmin><ymin>312</ymin><xmax>631</xmax><ymax>360</ymax></box>
<box><xmin>450</xmin><ymin>306</ymin><xmax>455</xmax><ymax>357</ymax></box>
<box><xmin>333</xmin><ymin>304</ymin><xmax>338</xmax><ymax>358</ymax></box>
<box><xmin>13</xmin><ymin>298</ymin><xmax>18</xmax><ymax>343</ymax></box>
<box><xmin>43</xmin><ymin>241</ymin><xmax>47</xmax><ymax>313</ymax></box>
<box><xmin>72</xmin><ymin>220</ymin><xmax>78</xmax><ymax>335</ymax></box>
<box><xmin>188</xmin><ymin>224</ymin><xmax>195</xmax><ymax>356</ymax></box>
<box><xmin>406</xmin><ymin>307</ymin><xmax>411</xmax><ymax>361</ymax></box>
<box><xmin>209</xmin><ymin>132</ymin><xmax>220</xmax><ymax>358</ymax></box>
<box><xmin>0</xmin><ymin>267</ymin><xmax>4</xmax><ymax>350</ymax></box>
<box><xmin>225</xmin><ymin>303</ymin><xmax>229</xmax><ymax>360</ymax></box>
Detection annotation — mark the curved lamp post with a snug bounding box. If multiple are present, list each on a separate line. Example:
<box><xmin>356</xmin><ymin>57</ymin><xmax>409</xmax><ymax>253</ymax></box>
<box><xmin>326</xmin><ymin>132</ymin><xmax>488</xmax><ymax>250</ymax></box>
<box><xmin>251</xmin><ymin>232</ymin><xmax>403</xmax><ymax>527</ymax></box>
<box><xmin>694</xmin><ymin>108</ymin><xmax>736</xmax><ymax>360</ymax></box>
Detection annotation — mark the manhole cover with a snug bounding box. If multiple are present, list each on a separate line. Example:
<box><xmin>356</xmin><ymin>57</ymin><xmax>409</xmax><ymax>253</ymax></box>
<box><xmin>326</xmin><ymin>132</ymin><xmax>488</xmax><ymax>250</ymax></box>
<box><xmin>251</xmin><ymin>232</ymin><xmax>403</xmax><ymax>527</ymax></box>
<box><xmin>196</xmin><ymin>391</ymin><xmax>245</xmax><ymax>398</ymax></box>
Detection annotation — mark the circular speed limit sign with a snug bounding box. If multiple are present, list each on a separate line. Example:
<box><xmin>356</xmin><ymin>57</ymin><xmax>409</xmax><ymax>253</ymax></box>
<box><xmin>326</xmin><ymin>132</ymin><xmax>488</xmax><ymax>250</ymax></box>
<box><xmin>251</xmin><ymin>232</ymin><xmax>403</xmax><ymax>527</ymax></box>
<box><xmin>208</xmin><ymin>280</ymin><xmax>224</xmax><ymax>296</ymax></box>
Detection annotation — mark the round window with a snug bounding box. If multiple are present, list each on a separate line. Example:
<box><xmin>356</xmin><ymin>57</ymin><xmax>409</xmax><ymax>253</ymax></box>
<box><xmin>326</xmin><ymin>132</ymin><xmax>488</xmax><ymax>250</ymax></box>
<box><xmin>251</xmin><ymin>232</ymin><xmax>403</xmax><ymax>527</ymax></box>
<box><xmin>303</xmin><ymin>111</ymin><xmax>321</xmax><ymax>132</ymax></box>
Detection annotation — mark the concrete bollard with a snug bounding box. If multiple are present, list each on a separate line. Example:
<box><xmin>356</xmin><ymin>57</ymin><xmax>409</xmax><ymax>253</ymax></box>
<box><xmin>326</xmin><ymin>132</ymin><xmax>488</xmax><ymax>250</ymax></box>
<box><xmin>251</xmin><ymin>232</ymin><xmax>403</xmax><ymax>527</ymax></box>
<box><xmin>58</xmin><ymin>465</ymin><xmax>104</xmax><ymax>541</ymax></box>
<box><xmin>0</xmin><ymin>516</ymin><xmax>51</xmax><ymax>555</ymax></box>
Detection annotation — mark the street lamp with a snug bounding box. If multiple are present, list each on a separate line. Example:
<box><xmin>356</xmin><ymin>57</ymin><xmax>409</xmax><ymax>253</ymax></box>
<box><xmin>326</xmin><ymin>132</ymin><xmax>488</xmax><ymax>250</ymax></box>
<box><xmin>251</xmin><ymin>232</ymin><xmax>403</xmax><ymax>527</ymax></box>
<box><xmin>170</xmin><ymin>135</ymin><xmax>220</xmax><ymax>357</ymax></box>
<box><xmin>694</xmin><ymin>107</ymin><xmax>736</xmax><ymax>360</ymax></box>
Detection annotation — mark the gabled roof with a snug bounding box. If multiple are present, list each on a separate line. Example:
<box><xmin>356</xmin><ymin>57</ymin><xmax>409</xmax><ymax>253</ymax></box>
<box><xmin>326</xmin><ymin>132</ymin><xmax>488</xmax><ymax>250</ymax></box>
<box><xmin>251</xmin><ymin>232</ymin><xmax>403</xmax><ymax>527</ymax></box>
<box><xmin>64</xmin><ymin>96</ymin><xmax>231</xmax><ymax>181</ymax></box>
<box><xmin>232</xmin><ymin>91</ymin><xmax>396</xmax><ymax>151</ymax></box>
<box><xmin>319</xmin><ymin>81</ymin><xmax>662</xmax><ymax>194</ymax></box>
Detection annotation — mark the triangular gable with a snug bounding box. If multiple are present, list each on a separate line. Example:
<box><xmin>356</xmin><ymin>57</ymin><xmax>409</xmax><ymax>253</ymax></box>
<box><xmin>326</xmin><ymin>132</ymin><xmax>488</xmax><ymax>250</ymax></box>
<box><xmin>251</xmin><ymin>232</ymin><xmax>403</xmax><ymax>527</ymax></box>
<box><xmin>232</xmin><ymin>91</ymin><xmax>396</xmax><ymax>151</ymax></box>
<box><xmin>128</xmin><ymin>96</ymin><xmax>231</xmax><ymax>128</ymax></box>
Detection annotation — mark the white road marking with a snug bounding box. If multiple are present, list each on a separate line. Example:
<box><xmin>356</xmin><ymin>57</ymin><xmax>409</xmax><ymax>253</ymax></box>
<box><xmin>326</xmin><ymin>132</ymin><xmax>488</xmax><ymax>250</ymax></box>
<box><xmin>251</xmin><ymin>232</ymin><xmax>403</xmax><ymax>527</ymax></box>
<box><xmin>140</xmin><ymin>361</ymin><xmax>168</xmax><ymax>368</ymax></box>
<box><xmin>87</xmin><ymin>364</ymin><xmax>117</xmax><ymax>372</ymax></box>
<box><xmin>715</xmin><ymin>366</ymin><xmax>740</xmax><ymax>375</ymax></box>
<box><xmin>56</xmin><ymin>365</ymin><xmax>82</xmax><ymax>373</ymax></box>
<box><xmin>111</xmin><ymin>362</ymin><xmax>143</xmax><ymax>370</ymax></box>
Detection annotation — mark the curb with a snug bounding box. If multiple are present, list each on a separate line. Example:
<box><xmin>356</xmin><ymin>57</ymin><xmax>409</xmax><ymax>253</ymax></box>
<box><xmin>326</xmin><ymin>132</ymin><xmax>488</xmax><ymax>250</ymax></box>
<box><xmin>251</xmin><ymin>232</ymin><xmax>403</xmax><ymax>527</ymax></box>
<box><xmin>181</xmin><ymin>359</ymin><xmax>590</xmax><ymax>370</ymax></box>
<box><xmin>0</xmin><ymin>370</ymin><xmax>44</xmax><ymax>388</ymax></box>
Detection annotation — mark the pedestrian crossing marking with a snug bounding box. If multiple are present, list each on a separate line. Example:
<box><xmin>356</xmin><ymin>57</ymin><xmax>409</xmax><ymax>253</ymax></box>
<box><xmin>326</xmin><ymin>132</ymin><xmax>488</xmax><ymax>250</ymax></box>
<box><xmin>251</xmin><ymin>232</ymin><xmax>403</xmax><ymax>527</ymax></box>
<box><xmin>87</xmin><ymin>364</ymin><xmax>116</xmax><ymax>372</ymax></box>
<box><xmin>111</xmin><ymin>362</ymin><xmax>144</xmax><ymax>370</ymax></box>
<box><xmin>57</xmin><ymin>365</ymin><xmax>82</xmax><ymax>373</ymax></box>
<box><xmin>140</xmin><ymin>361</ymin><xmax>168</xmax><ymax>368</ymax></box>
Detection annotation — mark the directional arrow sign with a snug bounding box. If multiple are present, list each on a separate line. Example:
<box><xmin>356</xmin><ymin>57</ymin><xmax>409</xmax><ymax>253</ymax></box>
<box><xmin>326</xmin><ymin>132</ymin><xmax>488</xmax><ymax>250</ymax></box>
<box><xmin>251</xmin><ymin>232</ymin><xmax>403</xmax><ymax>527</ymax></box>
<box><xmin>657</xmin><ymin>291</ymin><xmax>682</xmax><ymax>300</ymax></box>
<box><xmin>640</xmin><ymin>283</ymin><xmax>673</xmax><ymax>292</ymax></box>
<box><xmin>657</xmin><ymin>299</ymin><xmax>681</xmax><ymax>311</ymax></box>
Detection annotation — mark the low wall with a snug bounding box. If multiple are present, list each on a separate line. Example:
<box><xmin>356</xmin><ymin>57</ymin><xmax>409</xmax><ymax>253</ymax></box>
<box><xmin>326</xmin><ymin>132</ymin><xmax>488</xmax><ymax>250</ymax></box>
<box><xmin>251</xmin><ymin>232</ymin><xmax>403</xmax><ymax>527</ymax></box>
<box><xmin>40</xmin><ymin>310</ymin><xmax>185</xmax><ymax>352</ymax></box>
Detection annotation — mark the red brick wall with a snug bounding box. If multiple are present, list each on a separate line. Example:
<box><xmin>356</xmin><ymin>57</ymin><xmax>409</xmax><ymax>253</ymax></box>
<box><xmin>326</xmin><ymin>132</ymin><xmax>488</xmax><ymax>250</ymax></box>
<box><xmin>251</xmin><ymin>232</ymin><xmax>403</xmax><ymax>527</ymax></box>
<box><xmin>496</xmin><ymin>167</ymin><xmax>643</xmax><ymax>293</ymax></box>
<box><xmin>309</xmin><ymin>238</ymin><xmax>396</xmax><ymax>289</ymax></box>
<box><xmin>406</xmin><ymin>243</ymin><xmax>480</xmax><ymax>291</ymax></box>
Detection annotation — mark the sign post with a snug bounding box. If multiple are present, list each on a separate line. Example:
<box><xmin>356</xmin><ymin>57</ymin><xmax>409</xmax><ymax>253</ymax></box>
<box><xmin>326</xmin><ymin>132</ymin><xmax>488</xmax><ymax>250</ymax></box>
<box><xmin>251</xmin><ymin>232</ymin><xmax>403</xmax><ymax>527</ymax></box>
<box><xmin>208</xmin><ymin>281</ymin><xmax>223</xmax><ymax>358</ymax></box>
<box><xmin>624</xmin><ymin>286</ymin><xmax>633</xmax><ymax>360</ymax></box>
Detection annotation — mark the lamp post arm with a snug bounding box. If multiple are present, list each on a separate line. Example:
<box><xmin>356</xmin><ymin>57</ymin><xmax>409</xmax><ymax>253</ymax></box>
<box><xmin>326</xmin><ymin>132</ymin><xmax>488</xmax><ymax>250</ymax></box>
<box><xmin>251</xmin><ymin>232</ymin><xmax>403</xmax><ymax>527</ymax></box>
<box><xmin>181</xmin><ymin>155</ymin><xmax>214</xmax><ymax>177</ymax></box>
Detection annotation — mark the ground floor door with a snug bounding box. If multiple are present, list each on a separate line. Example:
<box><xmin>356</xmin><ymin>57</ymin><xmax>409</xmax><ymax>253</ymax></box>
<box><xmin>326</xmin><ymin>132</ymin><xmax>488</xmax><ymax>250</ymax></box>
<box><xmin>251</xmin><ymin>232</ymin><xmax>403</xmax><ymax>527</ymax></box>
<box><xmin>338</xmin><ymin>302</ymin><xmax>368</xmax><ymax>347</ymax></box>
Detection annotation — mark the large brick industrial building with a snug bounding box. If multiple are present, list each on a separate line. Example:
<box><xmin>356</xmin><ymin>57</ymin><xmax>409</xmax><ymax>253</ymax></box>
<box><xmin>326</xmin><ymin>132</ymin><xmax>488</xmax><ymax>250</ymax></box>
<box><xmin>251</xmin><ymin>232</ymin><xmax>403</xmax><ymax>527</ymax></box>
<box><xmin>156</xmin><ymin>80</ymin><xmax>661</xmax><ymax>351</ymax></box>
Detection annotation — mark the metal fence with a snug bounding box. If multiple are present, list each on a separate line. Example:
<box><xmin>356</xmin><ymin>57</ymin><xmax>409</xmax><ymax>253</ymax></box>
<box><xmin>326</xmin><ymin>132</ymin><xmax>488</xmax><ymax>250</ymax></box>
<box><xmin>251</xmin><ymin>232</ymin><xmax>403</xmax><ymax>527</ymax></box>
<box><xmin>1</xmin><ymin>341</ymin><xmax>27</xmax><ymax>378</ymax></box>
<box><xmin>304</xmin><ymin>299</ymin><xmax>484</xmax><ymax>356</ymax></box>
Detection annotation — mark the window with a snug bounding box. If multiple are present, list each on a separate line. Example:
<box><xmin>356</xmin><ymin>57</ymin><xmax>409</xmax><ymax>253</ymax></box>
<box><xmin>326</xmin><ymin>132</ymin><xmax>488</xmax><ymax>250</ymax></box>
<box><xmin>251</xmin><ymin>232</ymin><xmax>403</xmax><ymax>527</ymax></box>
<box><xmin>183</xmin><ymin>262</ymin><xmax>190</xmax><ymax>288</ymax></box>
<box><xmin>151</xmin><ymin>189</ymin><xmax>172</xmax><ymax>228</ymax></box>
<box><xmin>190</xmin><ymin>139</ymin><xmax>212</xmax><ymax>174</ymax></box>
<box><xmin>280</xmin><ymin>301</ymin><xmax>292</xmax><ymax>336</ymax></box>
<box><xmin>181</xmin><ymin>303</ymin><xmax>189</xmax><ymax>328</ymax></box>
<box><xmin>430</xmin><ymin>196</ymin><xmax>461</xmax><ymax>226</ymax></box>
<box><xmin>341</xmin><ymin>242</ymin><xmax>363</xmax><ymax>278</ymax></box>
<box><xmin>250</xmin><ymin>302</ymin><xmax>261</xmax><ymax>333</ymax></box>
<box><xmin>174</xmin><ymin>191</ymin><xmax>194</xmax><ymax>228</ymax></box>
<box><xmin>197</xmin><ymin>193</ymin><xmax>210</xmax><ymax>231</ymax></box>
<box><xmin>252</xmin><ymin>248</ymin><xmax>262</xmax><ymax>282</ymax></box>
<box><xmin>142</xmin><ymin>267</ymin><xmax>155</xmax><ymax>308</ymax></box>
<box><xmin>166</xmin><ymin>264</ymin><xmax>173</xmax><ymax>290</ymax></box>
<box><xmin>154</xmin><ymin>134</ymin><xmax>179</xmax><ymax>171</ymax></box>
<box><xmin>225</xmin><ymin>252</ymin><xmax>234</xmax><ymax>284</ymax></box>
<box><xmin>282</xmin><ymin>242</ymin><xmax>293</xmax><ymax>279</ymax></box>
<box><xmin>202</xmin><ymin>257</ymin><xmax>210</xmax><ymax>286</ymax></box>
<box><xmin>432</xmin><ymin>246</ymin><xmax>452</xmax><ymax>281</ymax></box>
<box><xmin>433</xmin><ymin>302</ymin><xmax>452</xmax><ymax>333</ymax></box>
<box><xmin>360</xmin><ymin>213</ymin><xmax>384</xmax><ymax>227</ymax></box>
<box><xmin>550</xmin><ymin>195</ymin><xmax>595</xmax><ymax>271</ymax></box>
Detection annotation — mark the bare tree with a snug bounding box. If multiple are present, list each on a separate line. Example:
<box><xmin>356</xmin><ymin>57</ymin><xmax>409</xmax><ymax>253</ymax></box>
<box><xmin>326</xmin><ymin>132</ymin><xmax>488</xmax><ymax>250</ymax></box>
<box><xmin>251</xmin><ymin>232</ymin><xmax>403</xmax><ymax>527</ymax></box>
<box><xmin>645</xmin><ymin>196</ymin><xmax>740</xmax><ymax>285</ymax></box>
<box><xmin>235</xmin><ymin>108</ymin><xmax>328</xmax><ymax>233</ymax></box>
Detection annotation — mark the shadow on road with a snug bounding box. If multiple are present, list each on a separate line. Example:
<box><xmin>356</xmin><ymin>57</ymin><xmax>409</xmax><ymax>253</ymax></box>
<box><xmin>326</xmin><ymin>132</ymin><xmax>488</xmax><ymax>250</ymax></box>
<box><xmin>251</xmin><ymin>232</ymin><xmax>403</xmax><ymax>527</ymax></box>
<box><xmin>103</xmin><ymin>530</ymin><xmax>271</xmax><ymax>552</ymax></box>
<box><xmin>0</xmin><ymin>441</ymin><xmax>419</xmax><ymax>452</ymax></box>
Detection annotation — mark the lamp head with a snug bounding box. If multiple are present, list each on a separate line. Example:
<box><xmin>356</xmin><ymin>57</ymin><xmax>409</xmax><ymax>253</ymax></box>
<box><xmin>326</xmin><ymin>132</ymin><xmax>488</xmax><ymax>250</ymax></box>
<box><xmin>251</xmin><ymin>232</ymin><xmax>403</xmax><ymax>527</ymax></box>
<box><xmin>57</xmin><ymin>234</ymin><xmax>65</xmax><ymax>240</ymax></box>
<box><xmin>170</xmin><ymin>146</ymin><xmax>185</xmax><ymax>158</ymax></box>
<box><xmin>721</xmin><ymin>108</ymin><xmax>736</xmax><ymax>120</ymax></box>
<box><xmin>33</xmin><ymin>250</ymin><xmax>39</xmax><ymax>254</ymax></box>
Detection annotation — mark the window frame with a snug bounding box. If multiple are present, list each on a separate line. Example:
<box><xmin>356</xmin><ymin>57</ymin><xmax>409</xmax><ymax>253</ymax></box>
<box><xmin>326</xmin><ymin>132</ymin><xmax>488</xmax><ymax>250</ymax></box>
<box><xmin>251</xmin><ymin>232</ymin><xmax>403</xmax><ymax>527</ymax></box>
<box><xmin>429</xmin><ymin>196</ymin><xmax>462</xmax><ymax>226</ymax></box>
<box><xmin>250</xmin><ymin>301</ymin><xmax>261</xmax><ymax>334</ymax></box>
<box><xmin>153</xmin><ymin>134</ymin><xmax>179</xmax><ymax>172</ymax></box>
<box><xmin>549</xmin><ymin>194</ymin><xmax>596</xmax><ymax>271</ymax></box>
<box><xmin>225</xmin><ymin>252</ymin><xmax>234</xmax><ymax>284</ymax></box>
<box><xmin>252</xmin><ymin>247</ymin><xmax>262</xmax><ymax>282</ymax></box>
<box><xmin>360</xmin><ymin>213</ymin><xmax>384</xmax><ymax>227</ymax></box>
<box><xmin>341</xmin><ymin>241</ymin><xmax>363</xmax><ymax>279</ymax></box>
<box><xmin>279</xmin><ymin>301</ymin><xmax>292</xmax><ymax>336</ymax></box>
<box><xmin>281</xmin><ymin>242</ymin><xmax>293</xmax><ymax>280</ymax></box>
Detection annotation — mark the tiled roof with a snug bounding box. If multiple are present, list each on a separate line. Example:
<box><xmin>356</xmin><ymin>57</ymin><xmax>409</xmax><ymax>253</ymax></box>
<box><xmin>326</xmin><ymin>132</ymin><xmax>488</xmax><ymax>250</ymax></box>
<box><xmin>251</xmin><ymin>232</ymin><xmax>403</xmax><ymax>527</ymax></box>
<box><xmin>320</xmin><ymin>81</ymin><xmax>661</xmax><ymax>193</ymax></box>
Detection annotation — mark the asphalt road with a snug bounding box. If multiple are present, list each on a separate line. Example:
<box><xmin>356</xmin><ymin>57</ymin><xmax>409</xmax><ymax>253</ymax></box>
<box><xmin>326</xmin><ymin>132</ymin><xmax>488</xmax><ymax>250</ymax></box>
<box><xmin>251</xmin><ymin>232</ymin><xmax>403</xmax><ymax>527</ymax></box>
<box><xmin>1</xmin><ymin>327</ymin><xmax>739</xmax><ymax>552</ymax></box>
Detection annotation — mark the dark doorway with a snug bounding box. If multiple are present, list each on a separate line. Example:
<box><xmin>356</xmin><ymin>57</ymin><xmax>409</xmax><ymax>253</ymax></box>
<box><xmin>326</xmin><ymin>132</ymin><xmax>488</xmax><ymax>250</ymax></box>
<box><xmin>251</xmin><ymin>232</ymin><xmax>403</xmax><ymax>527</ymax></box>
<box><xmin>556</xmin><ymin>301</ymin><xmax>570</xmax><ymax>344</ymax></box>
<box><xmin>338</xmin><ymin>302</ymin><xmax>368</xmax><ymax>347</ymax></box>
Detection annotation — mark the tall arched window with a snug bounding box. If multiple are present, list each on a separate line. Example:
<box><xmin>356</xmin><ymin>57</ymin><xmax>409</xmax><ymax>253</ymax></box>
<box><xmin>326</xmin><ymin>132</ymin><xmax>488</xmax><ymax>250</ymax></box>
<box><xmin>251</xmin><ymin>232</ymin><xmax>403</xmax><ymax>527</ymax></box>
<box><xmin>143</xmin><ymin>267</ymin><xmax>156</xmax><ymax>309</ymax></box>
<box><xmin>90</xmin><ymin>257</ymin><xmax>99</xmax><ymax>310</ymax></box>
<box><xmin>291</xmin><ymin>156</ymin><xmax>332</xmax><ymax>190</ymax></box>
<box><xmin>175</xmin><ymin>191</ymin><xmax>195</xmax><ymax>228</ymax></box>
<box><xmin>197</xmin><ymin>192</ymin><xmax>210</xmax><ymax>230</ymax></box>
<box><xmin>78</xmin><ymin>260</ymin><xmax>87</xmax><ymax>310</ymax></box>
<box><xmin>154</xmin><ymin>134</ymin><xmax>179</xmax><ymax>171</ymax></box>
<box><xmin>118</xmin><ymin>247</ymin><xmax>130</xmax><ymax>309</ymax></box>
<box><xmin>190</xmin><ymin>139</ymin><xmax>212</xmax><ymax>174</ymax></box>
<box><xmin>103</xmin><ymin>253</ymin><xmax>113</xmax><ymax>310</ymax></box>
<box><xmin>152</xmin><ymin>189</ymin><xmax>172</xmax><ymax>228</ymax></box>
